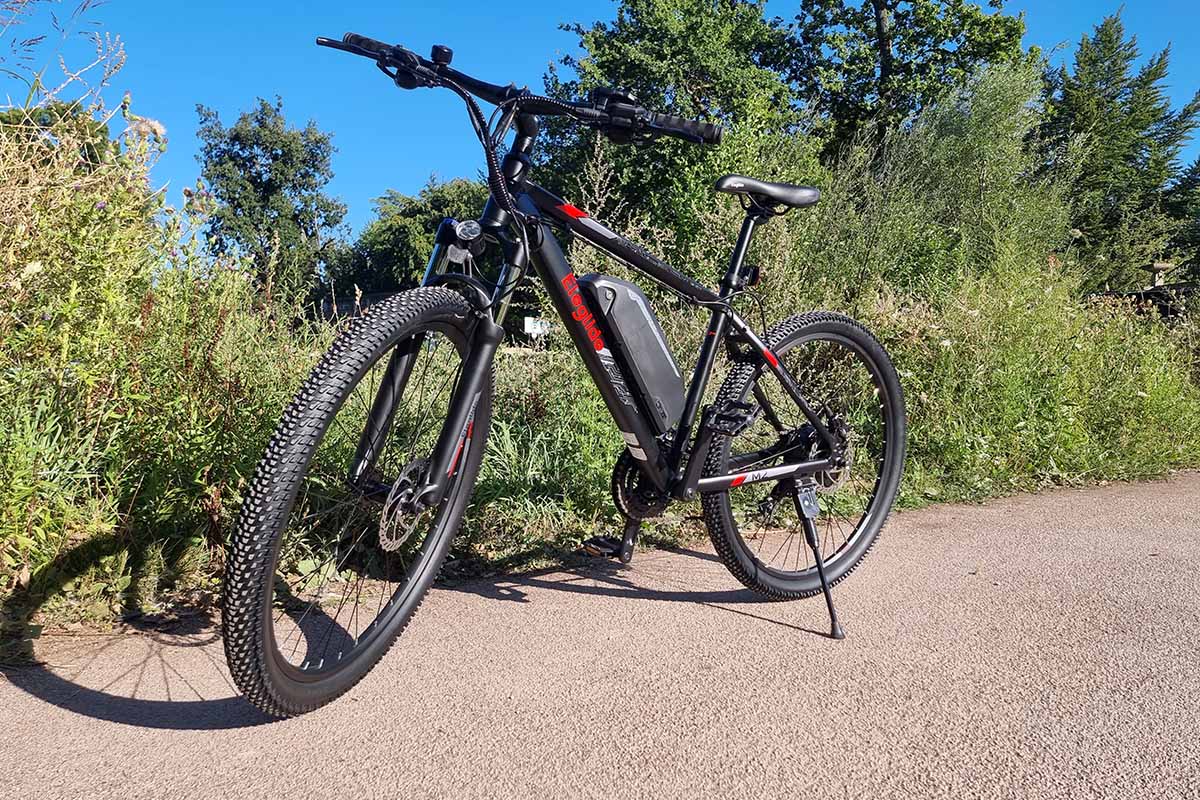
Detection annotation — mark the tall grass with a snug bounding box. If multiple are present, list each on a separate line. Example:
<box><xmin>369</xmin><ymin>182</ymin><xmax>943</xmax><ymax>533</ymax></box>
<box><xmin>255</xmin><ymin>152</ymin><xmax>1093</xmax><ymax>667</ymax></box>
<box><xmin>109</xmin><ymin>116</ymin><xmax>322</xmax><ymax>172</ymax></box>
<box><xmin>0</xmin><ymin>105</ymin><xmax>327</xmax><ymax>622</ymax></box>
<box><xmin>2</xmin><ymin>62</ymin><xmax>1198</xmax><ymax>621</ymax></box>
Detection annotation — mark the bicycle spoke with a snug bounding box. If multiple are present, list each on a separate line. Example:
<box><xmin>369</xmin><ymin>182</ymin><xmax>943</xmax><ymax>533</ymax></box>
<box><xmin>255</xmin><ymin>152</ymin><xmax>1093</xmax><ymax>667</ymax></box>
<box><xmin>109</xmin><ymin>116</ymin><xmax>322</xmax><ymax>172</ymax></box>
<box><xmin>726</xmin><ymin>332</ymin><xmax>892</xmax><ymax>577</ymax></box>
<box><xmin>260</xmin><ymin>320</ymin><xmax>479</xmax><ymax>678</ymax></box>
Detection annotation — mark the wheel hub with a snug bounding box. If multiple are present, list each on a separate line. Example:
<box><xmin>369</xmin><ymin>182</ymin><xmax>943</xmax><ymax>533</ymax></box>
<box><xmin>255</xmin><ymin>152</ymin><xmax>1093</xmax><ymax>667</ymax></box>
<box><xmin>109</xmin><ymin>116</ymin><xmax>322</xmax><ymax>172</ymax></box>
<box><xmin>779</xmin><ymin>418</ymin><xmax>853</xmax><ymax>493</ymax></box>
<box><xmin>815</xmin><ymin>417</ymin><xmax>853</xmax><ymax>492</ymax></box>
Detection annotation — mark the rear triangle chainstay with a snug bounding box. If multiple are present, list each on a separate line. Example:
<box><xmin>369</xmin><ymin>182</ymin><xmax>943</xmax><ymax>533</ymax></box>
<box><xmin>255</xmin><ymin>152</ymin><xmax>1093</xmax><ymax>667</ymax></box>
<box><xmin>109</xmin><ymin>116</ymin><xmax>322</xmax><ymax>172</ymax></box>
<box><xmin>678</xmin><ymin>315</ymin><xmax>840</xmax><ymax>496</ymax></box>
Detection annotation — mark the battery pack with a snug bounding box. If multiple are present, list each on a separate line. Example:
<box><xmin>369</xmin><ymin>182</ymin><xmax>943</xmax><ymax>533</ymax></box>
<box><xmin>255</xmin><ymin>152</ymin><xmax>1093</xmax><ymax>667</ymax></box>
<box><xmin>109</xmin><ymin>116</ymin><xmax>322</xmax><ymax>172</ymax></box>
<box><xmin>577</xmin><ymin>274</ymin><xmax>686</xmax><ymax>435</ymax></box>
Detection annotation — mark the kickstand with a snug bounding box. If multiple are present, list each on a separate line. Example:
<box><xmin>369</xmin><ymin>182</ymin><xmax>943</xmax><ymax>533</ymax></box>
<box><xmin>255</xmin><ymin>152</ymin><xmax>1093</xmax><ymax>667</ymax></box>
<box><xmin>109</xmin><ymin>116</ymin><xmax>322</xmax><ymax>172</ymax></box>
<box><xmin>618</xmin><ymin>517</ymin><xmax>640</xmax><ymax>564</ymax></box>
<box><xmin>793</xmin><ymin>484</ymin><xmax>845</xmax><ymax>640</ymax></box>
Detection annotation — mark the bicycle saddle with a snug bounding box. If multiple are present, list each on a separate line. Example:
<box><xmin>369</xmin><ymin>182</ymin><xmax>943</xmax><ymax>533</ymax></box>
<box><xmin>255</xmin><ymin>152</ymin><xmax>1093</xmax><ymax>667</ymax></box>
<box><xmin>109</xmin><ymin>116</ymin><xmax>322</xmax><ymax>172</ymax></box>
<box><xmin>714</xmin><ymin>175</ymin><xmax>820</xmax><ymax>209</ymax></box>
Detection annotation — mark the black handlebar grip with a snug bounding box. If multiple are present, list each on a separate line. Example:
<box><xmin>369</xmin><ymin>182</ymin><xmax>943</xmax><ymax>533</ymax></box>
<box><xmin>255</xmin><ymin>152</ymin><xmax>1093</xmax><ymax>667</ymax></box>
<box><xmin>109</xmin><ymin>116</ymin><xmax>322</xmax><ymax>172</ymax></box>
<box><xmin>342</xmin><ymin>32</ymin><xmax>394</xmax><ymax>56</ymax></box>
<box><xmin>648</xmin><ymin>112</ymin><xmax>723</xmax><ymax>146</ymax></box>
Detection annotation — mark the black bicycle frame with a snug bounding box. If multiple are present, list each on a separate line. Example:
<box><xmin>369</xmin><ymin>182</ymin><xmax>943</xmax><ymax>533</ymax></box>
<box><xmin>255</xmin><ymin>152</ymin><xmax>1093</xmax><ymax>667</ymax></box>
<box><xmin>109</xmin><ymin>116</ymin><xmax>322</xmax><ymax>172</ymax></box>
<box><xmin>353</xmin><ymin>118</ymin><xmax>839</xmax><ymax>510</ymax></box>
<box><xmin>408</xmin><ymin>202</ymin><xmax>836</xmax><ymax>506</ymax></box>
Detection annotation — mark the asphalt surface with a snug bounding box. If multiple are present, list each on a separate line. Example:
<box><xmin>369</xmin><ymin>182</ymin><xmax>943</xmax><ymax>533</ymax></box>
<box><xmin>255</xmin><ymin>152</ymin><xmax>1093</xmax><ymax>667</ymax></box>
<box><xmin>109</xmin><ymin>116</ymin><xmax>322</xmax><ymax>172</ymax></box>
<box><xmin>2</xmin><ymin>474</ymin><xmax>1199</xmax><ymax>799</ymax></box>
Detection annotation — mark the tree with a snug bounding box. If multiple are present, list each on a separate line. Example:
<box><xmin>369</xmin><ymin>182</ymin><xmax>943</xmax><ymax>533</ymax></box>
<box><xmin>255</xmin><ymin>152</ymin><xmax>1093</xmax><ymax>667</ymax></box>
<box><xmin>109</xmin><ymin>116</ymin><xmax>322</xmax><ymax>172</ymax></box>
<box><xmin>0</xmin><ymin>100</ymin><xmax>112</xmax><ymax>167</ymax></box>
<box><xmin>1043</xmin><ymin>13</ymin><xmax>1200</xmax><ymax>288</ymax></box>
<box><xmin>544</xmin><ymin>0</ymin><xmax>803</xmax><ymax>254</ymax></box>
<box><xmin>557</xmin><ymin>0</ymin><xmax>794</xmax><ymax>126</ymax></box>
<box><xmin>196</xmin><ymin>98</ymin><xmax>346</xmax><ymax>304</ymax></box>
<box><xmin>788</xmin><ymin>0</ymin><xmax>1027</xmax><ymax>154</ymax></box>
<box><xmin>1165</xmin><ymin>156</ymin><xmax>1200</xmax><ymax>275</ymax></box>
<box><xmin>326</xmin><ymin>178</ymin><xmax>488</xmax><ymax>296</ymax></box>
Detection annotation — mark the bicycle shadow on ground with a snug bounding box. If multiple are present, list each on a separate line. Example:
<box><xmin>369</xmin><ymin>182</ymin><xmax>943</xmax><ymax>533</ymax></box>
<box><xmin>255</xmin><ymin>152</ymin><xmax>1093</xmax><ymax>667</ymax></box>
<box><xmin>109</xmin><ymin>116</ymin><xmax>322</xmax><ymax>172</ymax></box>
<box><xmin>0</xmin><ymin>533</ymin><xmax>272</xmax><ymax>731</ymax></box>
<box><xmin>444</xmin><ymin>546</ymin><xmax>829</xmax><ymax>637</ymax></box>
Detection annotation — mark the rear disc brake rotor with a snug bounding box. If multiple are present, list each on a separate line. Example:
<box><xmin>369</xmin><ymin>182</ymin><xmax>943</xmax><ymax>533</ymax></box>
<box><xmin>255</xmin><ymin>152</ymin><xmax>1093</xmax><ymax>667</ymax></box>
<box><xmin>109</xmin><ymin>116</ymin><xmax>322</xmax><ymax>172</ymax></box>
<box><xmin>815</xmin><ymin>418</ymin><xmax>853</xmax><ymax>493</ymax></box>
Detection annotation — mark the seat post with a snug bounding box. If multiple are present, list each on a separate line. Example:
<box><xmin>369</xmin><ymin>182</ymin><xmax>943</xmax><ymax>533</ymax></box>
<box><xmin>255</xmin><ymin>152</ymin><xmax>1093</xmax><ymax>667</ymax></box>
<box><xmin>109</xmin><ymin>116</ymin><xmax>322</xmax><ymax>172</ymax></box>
<box><xmin>721</xmin><ymin>211</ymin><xmax>764</xmax><ymax>296</ymax></box>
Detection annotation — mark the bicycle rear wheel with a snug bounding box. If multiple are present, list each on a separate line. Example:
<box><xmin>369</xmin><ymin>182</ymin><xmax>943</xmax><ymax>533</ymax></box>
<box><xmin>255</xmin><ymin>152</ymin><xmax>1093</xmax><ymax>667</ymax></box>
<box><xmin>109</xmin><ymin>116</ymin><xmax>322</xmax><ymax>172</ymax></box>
<box><xmin>702</xmin><ymin>311</ymin><xmax>905</xmax><ymax>599</ymax></box>
<box><xmin>222</xmin><ymin>288</ymin><xmax>491</xmax><ymax>717</ymax></box>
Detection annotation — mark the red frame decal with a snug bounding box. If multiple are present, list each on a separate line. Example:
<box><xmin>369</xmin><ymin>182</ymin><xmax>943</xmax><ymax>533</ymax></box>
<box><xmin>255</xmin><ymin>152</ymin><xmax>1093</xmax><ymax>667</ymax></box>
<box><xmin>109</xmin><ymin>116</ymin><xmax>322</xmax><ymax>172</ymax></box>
<box><xmin>558</xmin><ymin>203</ymin><xmax>588</xmax><ymax>219</ymax></box>
<box><xmin>561</xmin><ymin>273</ymin><xmax>606</xmax><ymax>351</ymax></box>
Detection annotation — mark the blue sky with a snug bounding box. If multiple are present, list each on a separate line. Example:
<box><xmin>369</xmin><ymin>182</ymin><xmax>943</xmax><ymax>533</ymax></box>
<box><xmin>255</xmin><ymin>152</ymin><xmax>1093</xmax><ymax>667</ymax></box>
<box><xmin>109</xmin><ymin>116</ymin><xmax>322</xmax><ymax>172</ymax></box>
<box><xmin>5</xmin><ymin>1</ymin><xmax>1199</xmax><ymax>234</ymax></box>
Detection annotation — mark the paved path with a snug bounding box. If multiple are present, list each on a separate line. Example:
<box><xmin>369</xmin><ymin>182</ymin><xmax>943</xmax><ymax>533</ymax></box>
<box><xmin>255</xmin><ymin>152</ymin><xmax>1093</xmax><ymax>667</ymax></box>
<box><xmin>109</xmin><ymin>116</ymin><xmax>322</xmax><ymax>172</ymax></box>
<box><xmin>3</xmin><ymin>475</ymin><xmax>1199</xmax><ymax>799</ymax></box>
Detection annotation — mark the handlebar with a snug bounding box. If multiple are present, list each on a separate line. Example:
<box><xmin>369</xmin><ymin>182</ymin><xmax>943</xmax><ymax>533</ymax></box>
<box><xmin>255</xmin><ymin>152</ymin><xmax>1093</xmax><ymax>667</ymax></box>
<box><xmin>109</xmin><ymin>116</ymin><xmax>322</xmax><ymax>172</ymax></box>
<box><xmin>319</xmin><ymin>34</ymin><xmax>523</xmax><ymax>105</ymax></box>
<box><xmin>647</xmin><ymin>112</ymin><xmax>723</xmax><ymax>146</ymax></box>
<box><xmin>317</xmin><ymin>33</ymin><xmax>723</xmax><ymax>147</ymax></box>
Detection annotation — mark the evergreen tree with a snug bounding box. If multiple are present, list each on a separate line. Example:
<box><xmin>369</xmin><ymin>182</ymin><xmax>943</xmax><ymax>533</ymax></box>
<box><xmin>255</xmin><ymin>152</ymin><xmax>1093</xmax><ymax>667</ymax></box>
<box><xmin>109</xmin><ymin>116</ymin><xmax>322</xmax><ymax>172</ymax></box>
<box><xmin>1165</xmin><ymin>156</ymin><xmax>1200</xmax><ymax>275</ymax></box>
<box><xmin>1043</xmin><ymin>13</ymin><xmax>1200</xmax><ymax>288</ymax></box>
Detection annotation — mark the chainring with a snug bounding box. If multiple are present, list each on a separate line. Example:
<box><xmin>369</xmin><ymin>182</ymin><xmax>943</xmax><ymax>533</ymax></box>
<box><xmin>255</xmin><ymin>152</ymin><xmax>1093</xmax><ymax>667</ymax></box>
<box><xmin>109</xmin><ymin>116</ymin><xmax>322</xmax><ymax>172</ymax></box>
<box><xmin>611</xmin><ymin>450</ymin><xmax>669</xmax><ymax>520</ymax></box>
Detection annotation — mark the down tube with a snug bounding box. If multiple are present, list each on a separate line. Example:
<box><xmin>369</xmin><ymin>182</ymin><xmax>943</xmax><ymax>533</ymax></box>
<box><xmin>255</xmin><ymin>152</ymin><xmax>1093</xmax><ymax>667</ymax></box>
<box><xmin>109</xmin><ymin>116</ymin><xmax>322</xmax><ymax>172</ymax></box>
<box><xmin>526</xmin><ymin>220</ymin><xmax>666</xmax><ymax>486</ymax></box>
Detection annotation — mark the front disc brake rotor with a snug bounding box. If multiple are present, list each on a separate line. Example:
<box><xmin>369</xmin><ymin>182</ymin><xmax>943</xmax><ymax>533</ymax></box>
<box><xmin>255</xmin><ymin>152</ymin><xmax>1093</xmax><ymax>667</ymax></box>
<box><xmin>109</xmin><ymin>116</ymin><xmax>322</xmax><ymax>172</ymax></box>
<box><xmin>378</xmin><ymin>459</ymin><xmax>429</xmax><ymax>552</ymax></box>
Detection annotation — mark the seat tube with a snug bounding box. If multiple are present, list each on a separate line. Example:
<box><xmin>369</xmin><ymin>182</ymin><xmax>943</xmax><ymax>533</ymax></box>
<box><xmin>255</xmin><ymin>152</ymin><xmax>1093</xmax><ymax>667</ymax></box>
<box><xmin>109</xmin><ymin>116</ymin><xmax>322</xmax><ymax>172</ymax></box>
<box><xmin>722</xmin><ymin>214</ymin><xmax>760</xmax><ymax>294</ymax></box>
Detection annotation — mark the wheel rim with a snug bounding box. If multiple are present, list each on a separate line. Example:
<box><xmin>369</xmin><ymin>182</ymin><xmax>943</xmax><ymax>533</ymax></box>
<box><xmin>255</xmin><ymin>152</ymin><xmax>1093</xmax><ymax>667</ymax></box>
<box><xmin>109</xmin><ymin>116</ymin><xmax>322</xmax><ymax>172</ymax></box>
<box><xmin>266</xmin><ymin>323</ymin><xmax>470</xmax><ymax>678</ymax></box>
<box><xmin>723</xmin><ymin>331</ymin><xmax>895</xmax><ymax>579</ymax></box>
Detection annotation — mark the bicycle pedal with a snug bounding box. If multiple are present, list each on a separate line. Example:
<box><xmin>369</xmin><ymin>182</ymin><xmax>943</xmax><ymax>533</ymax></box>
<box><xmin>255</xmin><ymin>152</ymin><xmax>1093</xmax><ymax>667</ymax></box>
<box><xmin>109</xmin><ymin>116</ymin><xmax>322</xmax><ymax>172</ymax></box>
<box><xmin>580</xmin><ymin>535</ymin><xmax>623</xmax><ymax>558</ymax></box>
<box><xmin>580</xmin><ymin>518</ymin><xmax>642</xmax><ymax>563</ymax></box>
<box><xmin>707</xmin><ymin>400</ymin><xmax>758</xmax><ymax>437</ymax></box>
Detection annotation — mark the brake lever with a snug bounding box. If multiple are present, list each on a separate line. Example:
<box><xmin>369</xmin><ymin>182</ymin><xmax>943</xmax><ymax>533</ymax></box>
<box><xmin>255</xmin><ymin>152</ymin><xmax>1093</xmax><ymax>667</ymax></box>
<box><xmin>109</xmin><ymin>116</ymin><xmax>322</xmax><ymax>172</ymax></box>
<box><xmin>317</xmin><ymin>36</ymin><xmax>438</xmax><ymax>89</ymax></box>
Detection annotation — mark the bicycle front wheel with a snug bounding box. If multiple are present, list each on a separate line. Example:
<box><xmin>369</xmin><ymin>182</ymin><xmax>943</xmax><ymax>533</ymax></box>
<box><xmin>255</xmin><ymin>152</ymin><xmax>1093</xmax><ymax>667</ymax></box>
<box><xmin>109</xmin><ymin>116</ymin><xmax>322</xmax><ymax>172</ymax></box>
<box><xmin>222</xmin><ymin>287</ymin><xmax>492</xmax><ymax>717</ymax></box>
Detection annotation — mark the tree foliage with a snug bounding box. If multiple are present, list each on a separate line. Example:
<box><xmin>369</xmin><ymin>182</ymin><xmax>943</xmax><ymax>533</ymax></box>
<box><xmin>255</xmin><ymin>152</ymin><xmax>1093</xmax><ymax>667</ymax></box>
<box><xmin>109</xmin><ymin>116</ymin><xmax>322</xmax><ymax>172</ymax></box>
<box><xmin>327</xmin><ymin>177</ymin><xmax>488</xmax><ymax>296</ymax></box>
<box><xmin>1166</xmin><ymin>157</ymin><xmax>1200</xmax><ymax>275</ymax></box>
<box><xmin>558</xmin><ymin>0</ymin><xmax>794</xmax><ymax>125</ymax></box>
<box><xmin>788</xmin><ymin>0</ymin><xmax>1027</xmax><ymax>154</ymax></box>
<box><xmin>544</xmin><ymin>0</ymin><xmax>803</xmax><ymax>254</ymax></box>
<box><xmin>1043</xmin><ymin>13</ymin><xmax>1200</xmax><ymax>288</ymax></box>
<box><xmin>0</xmin><ymin>100</ymin><xmax>111</xmax><ymax>166</ymax></box>
<box><xmin>196</xmin><ymin>98</ymin><xmax>346</xmax><ymax>304</ymax></box>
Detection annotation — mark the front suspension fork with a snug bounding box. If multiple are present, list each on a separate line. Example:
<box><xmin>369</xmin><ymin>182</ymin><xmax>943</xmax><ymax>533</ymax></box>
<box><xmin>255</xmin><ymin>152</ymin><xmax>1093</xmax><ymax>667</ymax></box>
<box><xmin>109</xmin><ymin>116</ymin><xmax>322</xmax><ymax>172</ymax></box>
<box><xmin>410</xmin><ymin>314</ymin><xmax>503</xmax><ymax>509</ymax></box>
<box><xmin>348</xmin><ymin>334</ymin><xmax>425</xmax><ymax>488</ymax></box>
<box><xmin>347</xmin><ymin>312</ymin><xmax>501</xmax><ymax>510</ymax></box>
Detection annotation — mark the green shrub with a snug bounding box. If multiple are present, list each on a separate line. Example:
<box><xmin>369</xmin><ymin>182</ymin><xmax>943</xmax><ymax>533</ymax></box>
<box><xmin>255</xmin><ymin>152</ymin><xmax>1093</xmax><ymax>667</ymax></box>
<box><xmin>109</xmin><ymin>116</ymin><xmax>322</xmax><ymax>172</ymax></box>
<box><xmin>0</xmin><ymin>109</ymin><xmax>326</xmax><ymax>621</ymax></box>
<box><xmin>863</xmin><ymin>263</ymin><xmax>1200</xmax><ymax>501</ymax></box>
